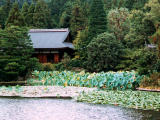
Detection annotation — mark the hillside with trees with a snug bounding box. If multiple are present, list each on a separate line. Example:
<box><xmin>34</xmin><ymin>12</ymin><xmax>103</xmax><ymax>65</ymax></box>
<box><xmin>0</xmin><ymin>0</ymin><xmax>160</xmax><ymax>89</ymax></box>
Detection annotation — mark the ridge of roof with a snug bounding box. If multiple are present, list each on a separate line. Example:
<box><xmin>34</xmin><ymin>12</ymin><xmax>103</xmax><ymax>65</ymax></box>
<box><xmin>29</xmin><ymin>28</ymin><xmax>69</xmax><ymax>33</ymax></box>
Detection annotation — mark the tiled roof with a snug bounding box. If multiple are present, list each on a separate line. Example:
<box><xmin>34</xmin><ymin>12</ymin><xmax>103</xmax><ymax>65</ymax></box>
<box><xmin>29</xmin><ymin>29</ymin><xmax>74</xmax><ymax>49</ymax></box>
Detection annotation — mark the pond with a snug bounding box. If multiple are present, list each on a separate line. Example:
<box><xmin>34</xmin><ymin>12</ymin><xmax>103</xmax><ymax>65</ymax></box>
<box><xmin>0</xmin><ymin>98</ymin><xmax>159</xmax><ymax>120</ymax></box>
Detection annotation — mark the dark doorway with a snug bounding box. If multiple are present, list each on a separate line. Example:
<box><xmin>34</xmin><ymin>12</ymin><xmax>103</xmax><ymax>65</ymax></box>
<box><xmin>47</xmin><ymin>54</ymin><xmax>54</xmax><ymax>63</ymax></box>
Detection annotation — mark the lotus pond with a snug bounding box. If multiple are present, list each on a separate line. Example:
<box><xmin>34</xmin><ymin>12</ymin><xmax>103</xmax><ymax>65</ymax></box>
<box><xmin>25</xmin><ymin>70</ymin><xmax>160</xmax><ymax>111</ymax></box>
<box><xmin>28</xmin><ymin>70</ymin><xmax>143</xmax><ymax>90</ymax></box>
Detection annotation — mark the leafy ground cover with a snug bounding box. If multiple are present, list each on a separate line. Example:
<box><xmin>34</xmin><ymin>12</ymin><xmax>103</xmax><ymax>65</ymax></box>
<box><xmin>28</xmin><ymin>70</ymin><xmax>143</xmax><ymax>90</ymax></box>
<box><xmin>76</xmin><ymin>90</ymin><xmax>160</xmax><ymax>111</ymax></box>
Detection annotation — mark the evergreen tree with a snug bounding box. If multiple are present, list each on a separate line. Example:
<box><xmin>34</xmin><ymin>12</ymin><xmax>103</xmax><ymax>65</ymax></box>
<box><xmin>49</xmin><ymin>0</ymin><xmax>67</xmax><ymax>25</ymax></box>
<box><xmin>0</xmin><ymin>7</ymin><xmax>6</xmax><ymax>28</ymax></box>
<box><xmin>59</xmin><ymin>1</ymin><xmax>73</xmax><ymax>28</ymax></box>
<box><xmin>0</xmin><ymin>26</ymin><xmax>38</xmax><ymax>81</ymax></box>
<box><xmin>88</xmin><ymin>0</ymin><xmax>107</xmax><ymax>43</ymax></box>
<box><xmin>104</xmin><ymin>0</ymin><xmax>125</xmax><ymax>10</ymax></box>
<box><xmin>124</xmin><ymin>0</ymin><xmax>148</xmax><ymax>10</ymax></box>
<box><xmin>145</xmin><ymin>0</ymin><xmax>160</xmax><ymax>57</ymax></box>
<box><xmin>133</xmin><ymin>0</ymin><xmax>149</xmax><ymax>10</ymax></box>
<box><xmin>0</xmin><ymin>0</ymin><xmax>5</xmax><ymax>6</ymax></box>
<box><xmin>21</xmin><ymin>2</ymin><xmax>29</xmax><ymax>24</ymax></box>
<box><xmin>124</xmin><ymin>10</ymin><xmax>153</xmax><ymax>48</ymax></box>
<box><xmin>33</xmin><ymin>0</ymin><xmax>52</xmax><ymax>28</ymax></box>
<box><xmin>0</xmin><ymin>0</ymin><xmax>12</xmax><ymax>28</ymax></box>
<box><xmin>59</xmin><ymin>11</ymin><xmax>71</xmax><ymax>28</ymax></box>
<box><xmin>25</xmin><ymin>3</ymin><xmax>35</xmax><ymax>27</ymax></box>
<box><xmin>70</xmin><ymin>3</ymin><xmax>86</xmax><ymax>38</ymax></box>
<box><xmin>145</xmin><ymin>0</ymin><xmax>160</xmax><ymax>29</ymax></box>
<box><xmin>73</xmin><ymin>28</ymin><xmax>89</xmax><ymax>60</ymax></box>
<box><xmin>118</xmin><ymin>10</ymin><xmax>155</xmax><ymax>71</ymax></box>
<box><xmin>5</xmin><ymin>2</ymin><xmax>25</xmax><ymax>27</ymax></box>
<box><xmin>3</xmin><ymin>0</ymin><xmax>12</xmax><ymax>16</ymax></box>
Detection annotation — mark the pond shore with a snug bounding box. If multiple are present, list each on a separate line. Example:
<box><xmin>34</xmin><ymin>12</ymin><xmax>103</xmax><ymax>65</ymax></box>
<box><xmin>1</xmin><ymin>86</ymin><xmax>160</xmax><ymax>111</ymax></box>
<box><xmin>0</xmin><ymin>86</ymin><xmax>96</xmax><ymax>98</ymax></box>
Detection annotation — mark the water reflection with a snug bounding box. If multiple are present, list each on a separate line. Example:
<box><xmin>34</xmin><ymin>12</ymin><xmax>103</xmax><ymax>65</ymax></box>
<box><xmin>0</xmin><ymin>98</ymin><xmax>159</xmax><ymax>120</ymax></box>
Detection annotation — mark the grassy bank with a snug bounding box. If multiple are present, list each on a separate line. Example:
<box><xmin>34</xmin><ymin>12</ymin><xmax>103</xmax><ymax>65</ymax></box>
<box><xmin>77</xmin><ymin>90</ymin><xmax>160</xmax><ymax>111</ymax></box>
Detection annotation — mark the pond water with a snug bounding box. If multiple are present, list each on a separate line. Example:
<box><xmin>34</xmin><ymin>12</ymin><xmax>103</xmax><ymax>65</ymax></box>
<box><xmin>0</xmin><ymin>98</ymin><xmax>159</xmax><ymax>120</ymax></box>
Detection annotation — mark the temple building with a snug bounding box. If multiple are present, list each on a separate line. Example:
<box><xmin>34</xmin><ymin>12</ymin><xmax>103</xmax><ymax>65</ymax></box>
<box><xmin>29</xmin><ymin>28</ymin><xmax>74</xmax><ymax>63</ymax></box>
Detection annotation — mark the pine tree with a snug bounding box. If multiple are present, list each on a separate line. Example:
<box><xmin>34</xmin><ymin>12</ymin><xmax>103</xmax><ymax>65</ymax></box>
<box><xmin>25</xmin><ymin>3</ymin><xmax>35</xmax><ymax>27</ymax></box>
<box><xmin>49</xmin><ymin>0</ymin><xmax>67</xmax><ymax>24</ymax></box>
<box><xmin>70</xmin><ymin>3</ymin><xmax>86</xmax><ymax>37</ymax></box>
<box><xmin>0</xmin><ymin>26</ymin><xmax>37</xmax><ymax>81</ymax></box>
<box><xmin>3</xmin><ymin>0</ymin><xmax>12</xmax><ymax>16</ymax></box>
<box><xmin>88</xmin><ymin>0</ymin><xmax>107</xmax><ymax>43</ymax></box>
<box><xmin>59</xmin><ymin>1</ymin><xmax>73</xmax><ymax>28</ymax></box>
<box><xmin>33</xmin><ymin>0</ymin><xmax>52</xmax><ymax>28</ymax></box>
<box><xmin>5</xmin><ymin>2</ymin><xmax>25</xmax><ymax>27</ymax></box>
<box><xmin>21</xmin><ymin>2</ymin><xmax>29</xmax><ymax>25</ymax></box>
<box><xmin>0</xmin><ymin>0</ymin><xmax>12</xmax><ymax>28</ymax></box>
<box><xmin>0</xmin><ymin>7</ymin><xmax>6</xmax><ymax>28</ymax></box>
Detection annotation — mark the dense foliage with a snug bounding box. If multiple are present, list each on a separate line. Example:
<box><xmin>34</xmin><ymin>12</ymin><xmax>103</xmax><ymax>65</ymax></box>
<box><xmin>0</xmin><ymin>0</ymin><xmax>160</xmax><ymax>82</ymax></box>
<box><xmin>87</xmin><ymin>32</ymin><xmax>123</xmax><ymax>72</ymax></box>
<box><xmin>28</xmin><ymin>70</ymin><xmax>143</xmax><ymax>90</ymax></box>
<box><xmin>0</xmin><ymin>26</ymin><xmax>38</xmax><ymax>81</ymax></box>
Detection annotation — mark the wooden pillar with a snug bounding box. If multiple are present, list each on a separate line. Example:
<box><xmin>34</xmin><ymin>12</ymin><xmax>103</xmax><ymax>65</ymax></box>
<box><xmin>54</xmin><ymin>53</ymin><xmax>59</xmax><ymax>63</ymax></box>
<box><xmin>37</xmin><ymin>54</ymin><xmax>43</xmax><ymax>63</ymax></box>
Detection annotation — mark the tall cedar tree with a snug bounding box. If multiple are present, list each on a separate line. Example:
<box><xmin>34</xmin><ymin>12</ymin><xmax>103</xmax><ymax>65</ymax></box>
<box><xmin>70</xmin><ymin>3</ymin><xmax>85</xmax><ymax>38</ymax></box>
<box><xmin>3</xmin><ymin>0</ymin><xmax>12</xmax><ymax>18</ymax></box>
<box><xmin>88</xmin><ymin>0</ymin><xmax>107</xmax><ymax>43</ymax></box>
<box><xmin>33</xmin><ymin>0</ymin><xmax>53</xmax><ymax>28</ymax></box>
<box><xmin>0</xmin><ymin>0</ymin><xmax>12</xmax><ymax>28</ymax></box>
<box><xmin>59</xmin><ymin>1</ymin><xmax>73</xmax><ymax>28</ymax></box>
<box><xmin>0</xmin><ymin>26</ymin><xmax>36</xmax><ymax>81</ymax></box>
<box><xmin>5</xmin><ymin>2</ymin><xmax>25</xmax><ymax>27</ymax></box>
<box><xmin>21</xmin><ymin>2</ymin><xmax>29</xmax><ymax>25</ymax></box>
<box><xmin>25</xmin><ymin>3</ymin><xmax>35</xmax><ymax>27</ymax></box>
<box><xmin>0</xmin><ymin>7</ymin><xmax>6</xmax><ymax>28</ymax></box>
<box><xmin>49</xmin><ymin>0</ymin><xmax>67</xmax><ymax>24</ymax></box>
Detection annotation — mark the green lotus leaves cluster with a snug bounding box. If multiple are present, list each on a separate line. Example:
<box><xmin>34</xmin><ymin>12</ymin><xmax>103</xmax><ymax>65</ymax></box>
<box><xmin>28</xmin><ymin>70</ymin><xmax>143</xmax><ymax>90</ymax></box>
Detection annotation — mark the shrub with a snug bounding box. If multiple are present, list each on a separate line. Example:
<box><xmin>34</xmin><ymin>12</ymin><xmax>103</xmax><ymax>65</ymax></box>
<box><xmin>87</xmin><ymin>32</ymin><xmax>124</xmax><ymax>72</ymax></box>
<box><xmin>54</xmin><ymin>53</ymin><xmax>82</xmax><ymax>71</ymax></box>
<box><xmin>54</xmin><ymin>63</ymin><xmax>65</xmax><ymax>71</ymax></box>
<box><xmin>137</xmin><ymin>48</ymin><xmax>157</xmax><ymax>75</ymax></box>
<box><xmin>41</xmin><ymin>63</ymin><xmax>55</xmax><ymax>71</ymax></box>
<box><xmin>154</xmin><ymin>59</ymin><xmax>160</xmax><ymax>72</ymax></box>
<box><xmin>140</xmin><ymin>72</ymin><xmax>160</xmax><ymax>88</ymax></box>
